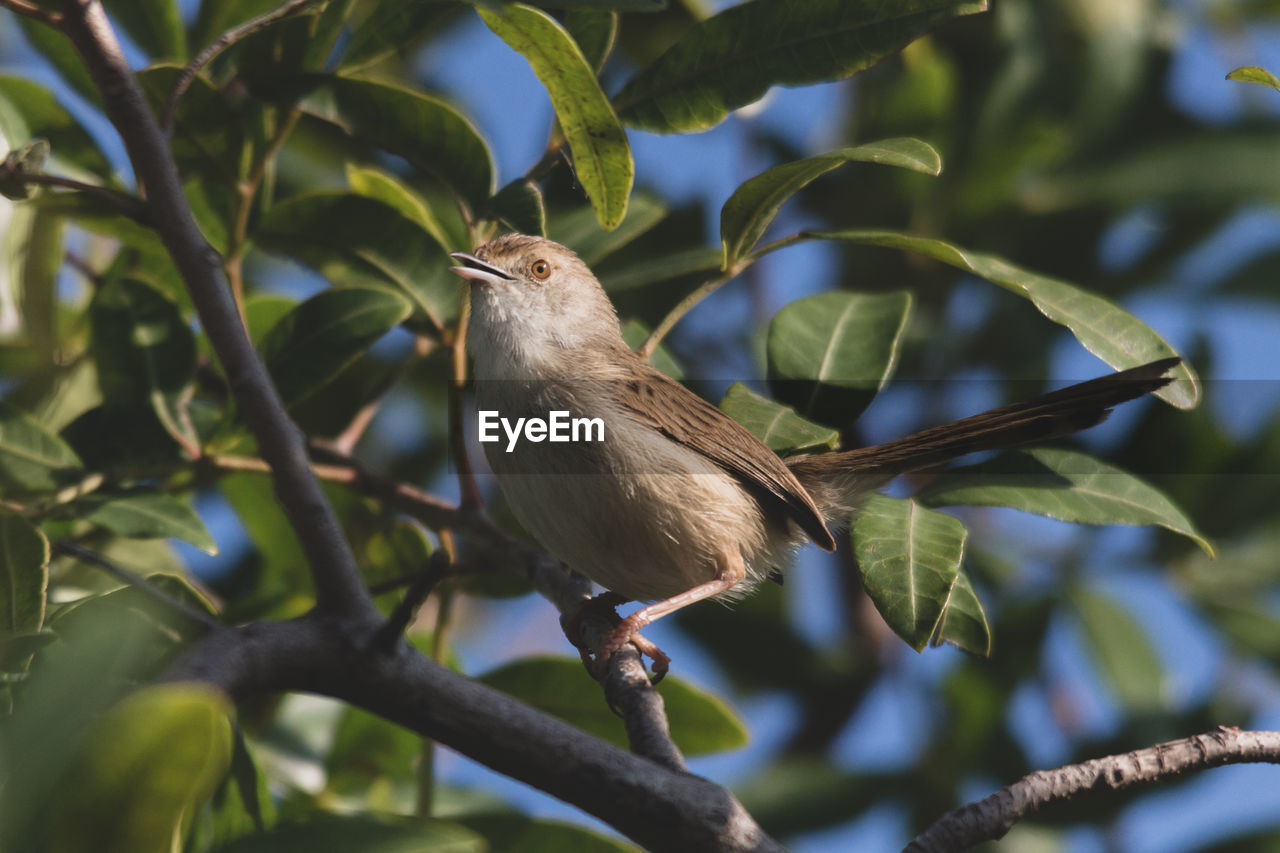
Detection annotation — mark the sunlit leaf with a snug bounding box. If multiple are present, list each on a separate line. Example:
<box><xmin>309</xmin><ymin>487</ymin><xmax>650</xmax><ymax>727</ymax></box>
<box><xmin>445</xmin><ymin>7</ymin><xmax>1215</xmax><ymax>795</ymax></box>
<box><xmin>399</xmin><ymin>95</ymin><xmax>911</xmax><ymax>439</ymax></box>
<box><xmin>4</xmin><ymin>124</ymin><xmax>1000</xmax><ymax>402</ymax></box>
<box><xmin>852</xmin><ymin>494</ymin><xmax>967</xmax><ymax>652</ymax></box>
<box><xmin>0</xmin><ymin>512</ymin><xmax>49</xmax><ymax>634</ymax></box>
<box><xmin>478</xmin><ymin>656</ymin><xmax>747</xmax><ymax>755</ymax></box>
<box><xmin>931</xmin><ymin>569</ymin><xmax>990</xmax><ymax>655</ymax></box>
<box><xmin>1227</xmin><ymin>65</ymin><xmax>1280</xmax><ymax>93</ymax></box>
<box><xmin>0</xmin><ymin>76</ymin><xmax>112</xmax><ymax>179</ymax></box>
<box><xmin>804</xmin><ymin>229</ymin><xmax>1198</xmax><ymax>408</ymax></box>
<box><xmin>564</xmin><ymin>9</ymin><xmax>619</xmax><ymax>74</ymax></box>
<box><xmin>341</xmin><ymin>0</ymin><xmax>460</xmax><ymax>71</ymax></box>
<box><xmin>74</xmin><ymin>489</ymin><xmax>218</xmax><ymax>555</ymax></box>
<box><xmin>720</xmin><ymin>138</ymin><xmax>940</xmax><ymax>266</ymax></box>
<box><xmin>49</xmin><ymin>684</ymin><xmax>234</xmax><ymax>853</ymax></box>
<box><xmin>918</xmin><ymin>447</ymin><xmax>1213</xmax><ymax>556</ymax></box>
<box><xmin>479</xmin><ymin>3</ymin><xmax>634</xmax><ymax>230</ymax></box>
<box><xmin>548</xmin><ymin>193</ymin><xmax>665</xmax><ymax>265</ymax></box>
<box><xmin>719</xmin><ymin>383</ymin><xmax>839</xmax><ymax>454</ymax></box>
<box><xmin>614</xmin><ymin>0</ymin><xmax>987</xmax><ymax>133</ymax></box>
<box><xmin>345</xmin><ymin>163</ymin><xmax>453</xmax><ymax>250</ymax></box>
<box><xmin>767</xmin><ymin>289</ymin><xmax>912</xmax><ymax>422</ymax></box>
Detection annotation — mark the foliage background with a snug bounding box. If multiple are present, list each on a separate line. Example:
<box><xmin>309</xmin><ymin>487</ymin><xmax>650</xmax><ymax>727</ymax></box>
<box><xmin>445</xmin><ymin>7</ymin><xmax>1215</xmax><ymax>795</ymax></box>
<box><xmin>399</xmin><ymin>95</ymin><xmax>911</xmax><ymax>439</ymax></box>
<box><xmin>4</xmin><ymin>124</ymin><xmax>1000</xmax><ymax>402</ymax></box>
<box><xmin>2</xmin><ymin>0</ymin><xmax>1280</xmax><ymax>850</ymax></box>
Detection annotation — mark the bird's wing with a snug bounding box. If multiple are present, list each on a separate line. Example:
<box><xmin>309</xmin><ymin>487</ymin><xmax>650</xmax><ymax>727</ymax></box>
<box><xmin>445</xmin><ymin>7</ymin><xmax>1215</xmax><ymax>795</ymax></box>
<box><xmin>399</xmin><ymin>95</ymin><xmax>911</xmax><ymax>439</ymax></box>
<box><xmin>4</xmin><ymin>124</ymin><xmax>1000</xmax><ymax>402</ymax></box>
<box><xmin>612</xmin><ymin>361</ymin><xmax>836</xmax><ymax>551</ymax></box>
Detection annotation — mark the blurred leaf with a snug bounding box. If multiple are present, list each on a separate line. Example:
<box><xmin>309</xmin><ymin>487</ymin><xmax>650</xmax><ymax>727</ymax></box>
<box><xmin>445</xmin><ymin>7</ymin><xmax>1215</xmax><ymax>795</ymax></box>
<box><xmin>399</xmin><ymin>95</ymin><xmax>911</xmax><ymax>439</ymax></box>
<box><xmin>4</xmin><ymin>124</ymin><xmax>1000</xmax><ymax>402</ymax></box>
<box><xmin>918</xmin><ymin>447</ymin><xmax>1213</xmax><ymax>556</ymax></box>
<box><xmin>74</xmin><ymin>489</ymin><xmax>217</xmax><ymax>554</ymax></box>
<box><xmin>600</xmin><ymin>246</ymin><xmax>721</xmax><ymax>293</ymax></box>
<box><xmin>15</xmin><ymin>19</ymin><xmax>101</xmax><ymax>106</ymax></box>
<box><xmin>90</xmin><ymin>277</ymin><xmax>198</xmax><ymax>450</ymax></box>
<box><xmin>614</xmin><ymin>0</ymin><xmax>986</xmax><ymax>133</ymax></box>
<box><xmin>243</xmin><ymin>294</ymin><xmax>298</xmax><ymax>345</ymax></box>
<box><xmin>301</xmin><ymin>75</ymin><xmax>494</xmax><ymax>211</ymax></box>
<box><xmin>478</xmin><ymin>656</ymin><xmax>747</xmax><ymax>755</ymax></box>
<box><xmin>190</xmin><ymin>0</ymin><xmax>281</xmax><ymax>53</ymax></box>
<box><xmin>719</xmin><ymin>382</ymin><xmax>839</xmax><ymax>454</ymax></box>
<box><xmin>255</xmin><ymin>192</ymin><xmax>458</xmax><ymax>327</ymax></box>
<box><xmin>342</xmin><ymin>0</ymin><xmax>460</xmax><ymax>71</ymax></box>
<box><xmin>1071</xmin><ymin>586</ymin><xmax>1166</xmax><ymax>712</ymax></box>
<box><xmin>1227</xmin><ymin>65</ymin><xmax>1280</xmax><ymax>93</ymax></box>
<box><xmin>326</xmin><ymin>705</ymin><xmax>421</xmax><ymax>794</ymax></box>
<box><xmin>0</xmin><ymin>512</ymin><xmax>49</xmax><ymax>634</ymax></box>
<box><xmin>0</xmin><ymin>400</ymin><xmax>83</xmax><ymax>491</ymax></box>
<box><xmin>805</xmin><ymin>229</ymin><xmax>1198</xmax><ymax>408</ymax></box>
<box><xmin>548</xmin><ymin>192</ymin><xmax>665</xmax><ymax>265</ymax></box>
<box><xmin>102</xmin><ymin>0</ymin><xmax>187</xmax><ymax>60</ymax></box>
<box><xmin>852</xmin><ymin>494</ymin><xmax>967</xmax><ymax>652</ymax></box>
<box><xmin>0</xmin><ymin>76</ymin><xmax>112</xmax><ymax>178</ymax></box>
<box><xmin>462</xmin><ymin>814</ymin><xmax>641</xmax><ymax>852</ymax></box>
<box><xmin>2</xmin><ymin>202</ymin><xmax>63</xmax><ymax>366</ymax></box>
<box><xmin>0</xmin><ymin>138</ymin><xmax>47</xmax><ymax>200</ymax></box>
<box><xmin>564</xmin><ymin>9</ymin><xmax>619</xmax><ymax>74</ymax></box>
<box><xmin>486</xmin><ymin>178</ymin><xmax>547</xmax><ymax>237</ymax></box>
<box><xmin>346</xmin><ymin>163</ymin><xmax>452</xmax><ymax>249</ymax></box>
<box><xmin>136</xmin><ymin>65</ymin><xmax>244</xmax><ymax>183</ymax></box>
<box><xmin>191</xmin><ymin>729</ymin><xmax>277</xmax><ymax>850</ymax></box>
<box><xmin>211</xmin><ymin>815</ymin><xmax>485</xmax><ymax>852</ymax></box>
<box><xmin>621</xmin><ymin>318</ymin><xmax>682</xmax><ymax>378</ymax></box>
<box><xmin>720</xmin><ymin>138</ymin><xmax>941</xmax><ymax>266</ymax></box>
<box><xmin>767</xmin><ymin>289</ymin><xmax>912</xmax><ymax>422</ymax></box>
<box><xmin>931</xmin><ymin>569</ymin><xmax>991</xmax><ymax>655</ymax></box>
<box><xmin>49</xmin><ymin>684</ymin><xmax>233</xmax><ymax>853</ymax></box>
<box><xmin>259</xmin><ymin>286</ymin><xmax>411</xmax><ymax>408</ymax></box>
<box><xmin>479</xmin><ymin>3</ymin><xmax>634</xmax><ymax>230</ymax></box>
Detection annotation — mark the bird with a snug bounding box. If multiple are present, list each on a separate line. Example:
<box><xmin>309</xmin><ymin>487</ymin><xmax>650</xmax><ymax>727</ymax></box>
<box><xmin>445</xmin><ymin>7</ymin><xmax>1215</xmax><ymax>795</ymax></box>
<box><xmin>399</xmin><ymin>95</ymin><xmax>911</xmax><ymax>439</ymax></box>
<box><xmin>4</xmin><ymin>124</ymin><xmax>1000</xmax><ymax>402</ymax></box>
<box><xmin>449</xmin><ymin>233</ymin><xmax>1179</xmax><ymax>677</ymax></box>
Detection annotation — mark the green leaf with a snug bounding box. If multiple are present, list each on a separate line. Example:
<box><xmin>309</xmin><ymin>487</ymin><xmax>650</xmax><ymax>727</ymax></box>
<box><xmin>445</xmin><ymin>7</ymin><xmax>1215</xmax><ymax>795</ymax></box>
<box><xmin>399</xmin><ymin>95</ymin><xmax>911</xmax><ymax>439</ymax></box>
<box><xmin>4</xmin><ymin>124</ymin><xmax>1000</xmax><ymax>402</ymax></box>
<box><xmin>342</xmin><ymin>0</ymin><xmax>460</xmax><ymax>72</ymax></box>
<box><xmin>2</xmin><ymin>201</ymin><xmax>63</xmax><ymax>365</ymax></box>
<box><xmin>766</xmin><ymin>290</ymin><xmax>912</xmax><ymax>422</ymax></box>
<box><xmin>1226</xmin><ymin>65</ymin><xmax>1280</xmax><ymax>93</ymax></box>
<box><xmin>479</xmin><ymin>3</ymin><xmax>634</xmax><ymax>230</ymax></box>
<box><xmin>102</xmin><ymin>0</ymin><xmax>187</xmax><ymax>60</ymax></box>
<box><xmin>211</xmin><ymin>816</ymin><xmax>486</xmax><ymax>853</ymax></box>
<box><xmin>259</xmin><ymin>286</ymin><xmax>412</xmax><ymax>408</ymax></box>
<box><xmin>852</xmin><ymin>494</ymin><xmax>967</xmax><ymax>652</ymax></box>
<box><xmin>74</xmin><ymin>489</ymin><xmax>218</xmax><ymax>555</ymax></box>
<box><xmin>0</xmin><ymin>76</ymin><xmax>112</xmax><ymax>179</ymax></box>
<box><xmin>0</xmin><ymin>513</ymin><xmax>49</xmax><ymax>634</ymax></box>
<box><xmin>719</xmin><ymin>383</ymin><xmax>839</xmax><ymax>454</ymax></box>
<box><xmin>301</xmin><ymin>75</ymin><xmax>494</xmax><ymax>211</ymax></box>
<box><xmin>190</xmin><ymin>0</ymin><xmax>281</xmax><ymax>54</ymax></box>
<box><xmin>255</xmin><ymin>192</ymin><xmax>457</xmax><ymax>327</ymax></box>
<box><xmin>1071</xmin><ymin>586</ymin><xmax>1166</xmax><ymax>712</ymax></box>
<box><xmin>90</xmin><ymin>277</ymin><xmax>198</xmax><ymax>451</ymax></box>
<box><xmin>805</xmin><ymin>229</ymin><xmax>1198</xmax><ymax>409</ymax></box>
<box><xmin>918</xmin><ymin>447</ymin><xmax>1214</xmax><ymax>556</ymax></box>
<box><xmin>0</xmin><ymin>401</ymin><xmax>83</xmax><ymax>491</ymax></box>
<box><xmin>547</xmin><ymin>192</ymin><xmax>666</xmax><ymax>265</ymax></box>
<box><xmin>621</xmin><ymin>319</ymin><xmax>682</xmax><ymax>379</ymax></box>
<box><xmin>614</xmin><ymin>0</ymin><xmax>987</xmax><ymax>133</ymax></box>
<box><xmin>478</xmin><ymin>656</ymin><xmax>747</xmax><ymax>756</ymax></box>
<box><xmin>243</xmin><ymin>294</ymin><xmax>298</xmax><ymax>345</ymax></box>
<box><xmin>462</xmin><ymin>814</ymin><xmax>642</xmax><ymax>853</ymax></box>
<box><xmin>599</xmin><ymin>246</ymin><xmax>722</xmax><ymax>293</ymax></box>
<box><xmin>15</xmin><ymin>19</ymin><xmax>101</xmax><ymax>106</ymax></box>
<box><xmin>931</xmin><ymin>569</ymin><xmax>990</xmax><ymax>655</ymax></box>
<box><xmin>346</xmin><ymin>163</ymin><xmax>453</xmax><ymax>250</ymax></box>
<box><xmin>326</xmin><ymin>705</ymin><xmax>422</xmax><ymax>795</ymax></box>
<box><xmin>720</xmin><ymin>138</ymin><xmax>941</xmax><ymax>266</ymax></box>
<box><xmin>564</xmin><ymin>9</ymin><xmax>619</xmax><ymax>74</ymax></box>
<box><xmin>486</xmin><ymin>179</ymin><xmax>547</xmax><ymax>237</ymax></box>
<box><xmin>136</xmin><ymin>66</ymin><xmax>244</xmax><ymax>184</ymax></box>
<box><xmin>49</xmin><ymin>684</ymin><xmax>234</xmax><ymax>853</ymax></box>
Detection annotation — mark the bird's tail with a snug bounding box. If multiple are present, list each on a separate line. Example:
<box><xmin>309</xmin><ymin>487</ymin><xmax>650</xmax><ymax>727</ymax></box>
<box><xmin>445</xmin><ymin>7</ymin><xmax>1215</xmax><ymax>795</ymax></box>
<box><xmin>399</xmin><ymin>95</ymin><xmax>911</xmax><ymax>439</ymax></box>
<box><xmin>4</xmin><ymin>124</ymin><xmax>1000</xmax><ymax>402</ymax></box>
<box><xmin>786</xmin><ymin>357</ymin><xmax>1181</xmax><ymax>524</ymax></box>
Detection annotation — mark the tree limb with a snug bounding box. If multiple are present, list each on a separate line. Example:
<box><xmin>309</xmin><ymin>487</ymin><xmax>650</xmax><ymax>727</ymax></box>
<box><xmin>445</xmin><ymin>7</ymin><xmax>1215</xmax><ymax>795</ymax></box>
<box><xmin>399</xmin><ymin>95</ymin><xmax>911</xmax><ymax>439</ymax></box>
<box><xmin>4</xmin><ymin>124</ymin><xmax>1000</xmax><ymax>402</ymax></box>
<box><xmin>56</xmin><ymin>0</ymin><xmax>373</xmax><ymax>622</ymax></box>
<box><xmin>167</xmin><ymin>616</ymin><xmax>782</xmax><ymax>853</ymax></box>
<box><xmin>0</xmin><ymin>0</ymin><xmax>60</xmax><ymax>25</ymax></box>
<box><xmin>905</xmin><ymin>727</ymin><xmax>1280</xmax><ymax>852</ymax></box>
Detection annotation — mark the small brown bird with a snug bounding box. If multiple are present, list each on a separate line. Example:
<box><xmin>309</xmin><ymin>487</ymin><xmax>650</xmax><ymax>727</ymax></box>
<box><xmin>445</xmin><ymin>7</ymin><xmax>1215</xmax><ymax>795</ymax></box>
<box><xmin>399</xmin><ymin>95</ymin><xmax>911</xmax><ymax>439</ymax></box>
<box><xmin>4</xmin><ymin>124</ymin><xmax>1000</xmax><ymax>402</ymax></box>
<box><xmin>450</xmin><ymin>234</ymin><xmax>1178</xmax><ymax>676</ymax></box>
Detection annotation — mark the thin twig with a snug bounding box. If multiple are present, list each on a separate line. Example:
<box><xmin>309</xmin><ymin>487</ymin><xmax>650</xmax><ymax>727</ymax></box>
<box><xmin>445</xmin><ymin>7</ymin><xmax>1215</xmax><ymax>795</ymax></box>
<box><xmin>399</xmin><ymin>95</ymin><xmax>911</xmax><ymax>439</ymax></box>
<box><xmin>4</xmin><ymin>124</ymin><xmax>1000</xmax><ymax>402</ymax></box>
<box><xmin>0</xmin><ymin>0</ymin><xmax>61</xmax><ymax>25</ymax></box>
<box><xmin>371</xmin><ymin>550</ymin><xmax>451</xmax><ymax>653</ymax></box>
<box><xmin>449</xmin><ymin>300</ymin><xmax>484</xmax><ymax>509</ymax></box>
<box><xmin>3</xmin><ymin>172</ymin><xmax>151</xmax><ymax>224</ymax></box>
<box><xmin>906</xmin><ymin>727</ymin><xmax>1280</xmax><ymax>852</ymax></box>
<box><xmin>638</xmin><ymin>267</ymin><xmax>737</xmax><ymax>360</ymax></box>
<box><xmin>53</xmin><ymin>540</ymin><xmax>221</xmax><ymax>631</ymax></box>
<box><xmin>161</xmin><ymin>0</ymin><xmax>319</xmax><ymax>134</ymax></box>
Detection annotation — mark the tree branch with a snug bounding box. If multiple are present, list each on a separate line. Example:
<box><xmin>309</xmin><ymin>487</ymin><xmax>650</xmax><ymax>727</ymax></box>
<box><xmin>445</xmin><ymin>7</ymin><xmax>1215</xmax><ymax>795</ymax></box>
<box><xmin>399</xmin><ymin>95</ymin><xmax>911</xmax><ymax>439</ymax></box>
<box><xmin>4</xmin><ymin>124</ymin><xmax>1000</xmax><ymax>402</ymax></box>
<box><xmin>638</xmin><ymin>267</ymin><xmax>738</xmax><ymax>360</ymax></box>
<box><xmin>56</xmin><ymin>0</ymin><xmax>373</xmax><ymax>621</ymax></box>
<box><xmin>0</xmin><ymin>171</ymin><xmax>150</xmax><ymax>224</ymax></box>
<box><xmin>906</xmin><ymin>727</ymin><xmax>1280</xmax><ymax>852</ymax></box>
<box><xmin>167</xmin><ymin>616</ymin><xmax>783</xmax><ymax>853</ymax></box>
<box><xmin>0</xmin><ymin>0</ymin><xmax>61</xmax><ymax>25</ymax></box>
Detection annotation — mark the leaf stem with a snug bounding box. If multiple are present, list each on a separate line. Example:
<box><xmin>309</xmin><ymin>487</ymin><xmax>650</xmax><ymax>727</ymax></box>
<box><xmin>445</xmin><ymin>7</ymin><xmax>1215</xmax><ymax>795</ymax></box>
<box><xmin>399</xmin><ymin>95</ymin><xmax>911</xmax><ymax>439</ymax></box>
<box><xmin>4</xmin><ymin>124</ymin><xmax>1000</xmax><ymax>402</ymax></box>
<box><xmin>637</xmin><ymin>266</ymin><xmax>738</xmax><ymax>360</ymax></box>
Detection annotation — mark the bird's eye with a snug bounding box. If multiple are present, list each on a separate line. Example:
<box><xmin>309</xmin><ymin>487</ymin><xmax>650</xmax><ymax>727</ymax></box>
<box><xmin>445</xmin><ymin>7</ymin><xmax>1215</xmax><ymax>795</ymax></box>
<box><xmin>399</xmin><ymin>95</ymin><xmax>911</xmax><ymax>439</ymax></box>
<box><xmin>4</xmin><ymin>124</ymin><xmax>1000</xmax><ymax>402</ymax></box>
<box><xmin>530</xmin><ymin>259</ymin><xmax>551</xmax><ymax>281</ymax></box>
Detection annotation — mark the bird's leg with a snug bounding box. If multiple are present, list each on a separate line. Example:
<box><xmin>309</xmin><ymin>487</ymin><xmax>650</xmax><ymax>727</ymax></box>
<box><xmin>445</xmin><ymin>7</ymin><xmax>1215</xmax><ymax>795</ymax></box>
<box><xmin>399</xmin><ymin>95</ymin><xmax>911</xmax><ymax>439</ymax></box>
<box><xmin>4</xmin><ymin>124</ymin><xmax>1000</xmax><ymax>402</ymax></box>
<box><xmin>565</xmin><ymin>591</ymin><xmax>673</xmax><ymax>681</ymax></box>
<box><xmin>594</xmin><ymin>549</ymin><xmax>747</xmax><ymax>681</ymax></box>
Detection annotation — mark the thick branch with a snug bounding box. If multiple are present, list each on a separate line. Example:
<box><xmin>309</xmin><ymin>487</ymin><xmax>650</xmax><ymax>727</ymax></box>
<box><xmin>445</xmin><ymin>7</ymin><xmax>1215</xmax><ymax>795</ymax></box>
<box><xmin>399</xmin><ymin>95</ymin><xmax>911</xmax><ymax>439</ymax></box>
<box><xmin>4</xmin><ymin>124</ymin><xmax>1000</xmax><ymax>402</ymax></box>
<box><xmin>168</xmin><ymin>617</ymin><xmax>782</xmax><ymax>853</ymax></box>
<box><xmin>56</xmin><ymin>0</ymin><xmax>372</xmax><ymax>621</ymax></box>
<box><xmin>906</xmin><ymin>727</ymin><xmax>1280</xmax><ymax>852</ymax></box>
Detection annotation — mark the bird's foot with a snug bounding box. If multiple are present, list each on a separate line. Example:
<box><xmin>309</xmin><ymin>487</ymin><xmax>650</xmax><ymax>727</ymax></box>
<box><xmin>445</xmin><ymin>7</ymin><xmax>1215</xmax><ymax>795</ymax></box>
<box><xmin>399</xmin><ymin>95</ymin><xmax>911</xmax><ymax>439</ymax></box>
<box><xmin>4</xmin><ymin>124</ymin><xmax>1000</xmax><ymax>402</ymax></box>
<box><xmin>566</xmin><ymin>592</ymin><xmax>670</xmax><ymax>683</ymax></box>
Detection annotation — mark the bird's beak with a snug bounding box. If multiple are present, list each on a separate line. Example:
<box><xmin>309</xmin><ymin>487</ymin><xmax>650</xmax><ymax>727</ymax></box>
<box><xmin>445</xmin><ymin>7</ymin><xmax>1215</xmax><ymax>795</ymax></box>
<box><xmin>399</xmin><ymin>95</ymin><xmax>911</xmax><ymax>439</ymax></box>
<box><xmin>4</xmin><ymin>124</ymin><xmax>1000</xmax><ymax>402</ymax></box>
<box><xmin>449</xmin><ymin>252</ymin><xmax>515</xmax><ymax>285</ymax></box>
